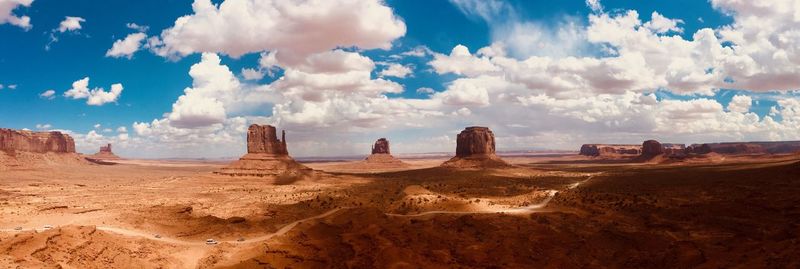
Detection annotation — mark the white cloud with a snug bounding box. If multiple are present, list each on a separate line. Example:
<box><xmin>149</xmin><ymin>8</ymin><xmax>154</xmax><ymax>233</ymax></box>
<box><xmin>57</xmin><ymin>16</ymin><xmax>84</xmax><ymax>32</ymax></box>
<box><xmin>0</xmin><ymin>0</ymin><xmax>33</xmax><ymax>30</ymax></box>
<box><xmin>7</xmin><ymin>84</ymin><xmax>16</xmax><ymax>89</ymax></box>
<box><xmin>106</xmin><ymin>32</ymin><xmax>147</xmax><ymax>59</ymax></box>
<box><xmin>241</xmin><ymin>68</ymin><xmax>265</xmax><ymax>80</ymax></box>
<box><xmin>93</xmin><ymin>123</ymin><xmax>101</xmax><ymax>129</ymax></box>
<box><xmin>378</xmin><ymin>63</ymin><xmax>412</xmax><ymax>78</ymax></box>
<box><xmin>644</xmin><ymin>12</ymin><xmax>683</xmax><ymax>33</ymax></box>
<box><xmin>416</xmin><ymin>87</ymin><xmax>435</xmax><ymax>95</ymax></box>
<box><xmin>149</xmin><ymin>0</ymin><xmax>406</xmax><ymax>65</ymax></box>
<box><xmin>35</xmin><ymin>123</ymin><xmax>51</xmax><ymax>130</ymax></box>
<box><xmin>39</xmin><ymin>89</ymin><xmax>55</xmax><ymax>99</ymax></box>
<box><xmin>63</xmin><ymin>77</ymin><xmax>124</xmax><ymax>106</ymax></box>
<box><xmin>116</xmin><ymin>126</ymin><xmax>127</xmax><ymax>133</ymax></box>
<box><xmin>126</xmin><ymin>22</ymin><xmax>149</xmax><ymax>32</ymax></box>
<box><xmin>727</xmin><ymin>94</ymin><xmax>752</xmax><ymax>113</ymax></box>
<box><xmin>585</xmin><ymin>0</ymin><xmax>603</xmax><ymax>13</ymax></box>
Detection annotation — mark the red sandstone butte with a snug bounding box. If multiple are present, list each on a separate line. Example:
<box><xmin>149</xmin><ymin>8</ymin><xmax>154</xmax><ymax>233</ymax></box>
<box><xmin>87</xmin><ymin>143</ymin><xmax>122</xmax><ymax>160</ymax></box>
<box><xmin>216</xmin><ymin>124</ymin><xmax>310</xmax><ymax>177</ymax></box>
<box><xmin>441</xmin><ymin>126</ymin><xmax>509</xmax><ymax>168</ymax></box>
<box><xmin>365</xmin><ymin>138</ymin><xmax>405</xmax><ymax>165</ymax></box>
<box><xmin>641</xmin><ymin>140</ymin><xmax>665</xmax><ymax>156</ymax></box>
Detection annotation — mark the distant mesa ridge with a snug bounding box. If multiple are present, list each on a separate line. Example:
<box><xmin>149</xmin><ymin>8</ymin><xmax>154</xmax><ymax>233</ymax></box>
<box><xmin>581</xmin><ymin>140</ymin><xmax>800</xmax><ymax>158</ymax></box>
<box><xmin>442</xmin><ymin>126</ymin><xmax>509</xmax><ymax>168</ymax></box>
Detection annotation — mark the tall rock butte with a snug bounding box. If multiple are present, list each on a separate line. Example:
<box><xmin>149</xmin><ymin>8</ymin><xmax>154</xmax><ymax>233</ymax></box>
<box><xmin>441</xmin><ymin>126</ymin><xmax>509</xmax><ymax>168</ymax></box>
<box><xmin>216</xmin><ymin>124</ymin><xmax>310</xmax><ymax>177</ymax></box>
<box><xmin>365</xmin><ymin>138</ymin><xmax>406</xmax><ymax>165</ymax></box>
<box><xmin>641</xmin><ymin>140</ymin><xmax>665</xmax><ymax>156</ymax></box>
<box><xmin>1</xmin><ymin>128</ymin><xmax>76</xmax><ymax>154</ymax></box>
<box><xmin>371</xmin><ymin>138</ymin><xmax>390</xmax><ymax>154</ymax></box>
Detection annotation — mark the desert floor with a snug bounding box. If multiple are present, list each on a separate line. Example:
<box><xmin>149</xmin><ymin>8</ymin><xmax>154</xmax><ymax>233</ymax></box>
<box><xmin>1</xmin><ymin>154</ymin><xmax>799</xmax><ymax>268</ymax></box>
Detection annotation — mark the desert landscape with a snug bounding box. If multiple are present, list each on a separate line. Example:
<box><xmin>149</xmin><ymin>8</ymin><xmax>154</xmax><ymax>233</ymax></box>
<box><xmin>3</xmin><ymin>0</ymin><xmax>800</xmax><ymax>268</ymax></box>
<box><xmin>1</xmin><ymin>125</ymin><xmax>799</xmax><ymax>268</ymax></box>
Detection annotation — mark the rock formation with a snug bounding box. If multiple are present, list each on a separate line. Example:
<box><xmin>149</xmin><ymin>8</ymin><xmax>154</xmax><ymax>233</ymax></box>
<box><xmin>441</xmin><ymin>126</ymin><xmax>509</xmax><ymax>168</ymax></box>
<box><xmin>87</xmin><ymin>143</ymin><xmax>121</xmax><ymax>160</ymax></box>
<box><xmin>216</xmin><ymin>124</ymin><xmax>310</xmax><ymax>177</ymax></box>
<box><xmin>641</xmin><ymin>140</ymin><xmax>664</xmax><ymax>156</ymax></box>
<box><xmin>579</xmin><ymin>144</ymin><xmax>641</xmax><ymax>157</ymax></box>
<box><xmin>371</xmin><ymin>138</ymin><xmax>390</xmax><ymax>154</ymax></box>
<box><xmin>1</xmin><ymin>128</ymin><xmax>85</xmax><ymax>169</ymax></box>
<box><xmin>1</xmin><ymin>128</ymin><xmax>76</xmax><ymax>154</ymax></box>
<box><xmin>364</xmin><ymin>138</ymin><xmax>406</xmax><ymax>165</ymax></box>
<box><xmin>684</xmin><ymin>141</ymin><xmax>800</xmax><ymax>155</ymax></box>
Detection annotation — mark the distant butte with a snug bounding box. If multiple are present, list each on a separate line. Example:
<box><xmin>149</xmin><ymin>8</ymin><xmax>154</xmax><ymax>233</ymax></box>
<box><xmin>441</xmin><ymin>126</ymin><xmax>509</xmax><ymax>168</ymax></box>
<box><xmin>365</xmin><ymin>138</ymin><xmax>407</xmax><ymax>165</ymax></box>
<box><xmin>215</xmin><ymin>124</ymin><xmax>311</xmax><ymax>177</ymax></box>
<box><xmin>87</xmin><ymin>143</ymin><xmax>122</xmax><ymax>161</ymax></box>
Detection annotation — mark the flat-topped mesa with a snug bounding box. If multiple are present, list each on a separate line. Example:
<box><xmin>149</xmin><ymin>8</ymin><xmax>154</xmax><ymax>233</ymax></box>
<box><xmin>442</xmin><ymin>126</ymin><xmax>509</xmax><ymax>168</ymax></box>
<box><xmin>579</xmin><ymin>144</ymin><xmax>641</xmax><ymax>157</ymax></box>
<box><xmin>0</xmin><ymin>128</ymin><xmax>76</xmax><ymax>154</ymax></box>
<box><xmin>216</xmin><ymin>124</ymin><xmax>310</xmax><ymax>177</ymax></box>
<box><xmin>371</xmin><ymin>138</ymin><xmax>390</xmax><ymax>154</ymax></box>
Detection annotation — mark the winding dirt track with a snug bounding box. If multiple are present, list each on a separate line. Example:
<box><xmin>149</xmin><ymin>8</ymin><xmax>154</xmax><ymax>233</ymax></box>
<box><xmin>2</xmin><ymin>175</ymin><xmax>595</xmax><ymax>246</ymax></box>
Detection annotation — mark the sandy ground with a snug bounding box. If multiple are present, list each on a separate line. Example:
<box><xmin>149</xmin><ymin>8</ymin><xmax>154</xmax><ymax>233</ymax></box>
<box><xmin>1</xmin><ymin>154</ymin><xmax>799</xmax><ymax>268</ymax></box>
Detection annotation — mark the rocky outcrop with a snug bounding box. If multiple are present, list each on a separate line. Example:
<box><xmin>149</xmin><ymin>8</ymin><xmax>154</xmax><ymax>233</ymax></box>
<box><xmin>1</xmin><ymin>128</ymin><xmax>85</xmax><ymax>169</ymax></box>
<box><xmin>1</xmin><ymin>128</ymin><xmax>76</xmax><ymax>154</ymax></box>
<box><xmin>87</xmin><ymin>143</ymin><xmax>121</xmax><ymax>160</ymax></box>
<box><xmin>442</xmin><ymin>126</ymin><xmax>508</xmax><ymax>168</ymax></box>
<box><xmin>685</xmin><ymin>141</ymin><xmax>800</xmax><ymax>155</ymax></box>
<box><xmin>372</xmin><ymin>138</ymin><xmax>390</xmax><ymax>154</ymax></box>
<box><xmin>641</xmin><ymin>140</ymin><xmax>664</xmax><ymax>156</ymax></box>
<box><xmin>579</xmin><ymin>144</ymin><xmax>641</xmax><ymax>157</ymax></box>
<box><xmin>216</xmin><ymin>124</ymin><xmax>311</xmax><ymax>177</ymax></box>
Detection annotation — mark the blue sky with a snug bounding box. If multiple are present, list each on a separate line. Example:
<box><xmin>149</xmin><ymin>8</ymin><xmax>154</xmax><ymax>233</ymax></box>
<box><xmin>1</xmin><ymin>0</ymin><xmax>798</xmax><ymax>157</ymax></box>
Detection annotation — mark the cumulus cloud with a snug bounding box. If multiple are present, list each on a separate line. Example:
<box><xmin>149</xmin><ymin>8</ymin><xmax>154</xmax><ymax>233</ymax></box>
<box><xmin>106</xmin><ymin>32</ymin><xmax>147</xmax><ymax>59</ymax></box>
<box><xmin>39</xmin><ymin>89</ymin><xmax>55</xmax><ymax>99</ymax></box>
<box><xmin>125</xmin><ymin>22</ymin><xmax>148</xmax><ymax>32</ymax></box>
<box><xmin>449</xmin><ymin>0</ymin><xmax>591</xmax><ymax>59</ymax></box>
<box><xmin>149</xmin><ymin>0</ymin><xmax>406</xmax><ymax>65</ymax></box>
<box><xmin>57</xmin><ymin>16</ymin><xmax>84</xmax><ymax>32</ymax></box>
<box><xmin>47</xmin><ymin>16</ymin><xmax>86</xmax><ymax>50</ymax></box>
<box><xmin>35</xmin><ymin>123</ymin><xmax>51</xmax><ymax>130</ymax></box>
<box><xmin>378</xmin><ymin>63</ymin><xmax>413</xmax><ymax>78</ymax></box>
<box><xmin>727</xmin><ymin>95</ymin><xmax>752</xmax><ymax>113</ymax></box>
<box><xmin>240</xmin><ymin>68</ymin><xmax>265</xmax><ymax>80</ymax></box>
<box><xmin>0</xmin><ymin>0</ymin><xmax>33</xmax><ymax>30</ymax></box>
<box><xmin>63</xmin><ymin>77</ymin><xmax>124</xmax><ymax>106</ymax></box>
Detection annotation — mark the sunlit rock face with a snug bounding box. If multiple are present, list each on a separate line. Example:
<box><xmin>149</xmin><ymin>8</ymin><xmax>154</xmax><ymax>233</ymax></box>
<box><xmin>247</xmin><ymin>124</ymin><xmax>288</xmax><ymax>156</ymax></box>
<box><xmin>0</xmin><ymin>128</ymin><xmax>76</xmax><ymax>153</ymax></box>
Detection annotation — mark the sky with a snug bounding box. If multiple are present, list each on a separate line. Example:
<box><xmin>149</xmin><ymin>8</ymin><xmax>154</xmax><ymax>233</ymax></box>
<box><xmin>1</xmin><ymin>0</ymin><xmax>799</xmax><ymax>158</ymax></box>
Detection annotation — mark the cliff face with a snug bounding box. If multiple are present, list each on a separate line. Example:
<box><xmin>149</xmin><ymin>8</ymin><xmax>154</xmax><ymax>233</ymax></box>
<box><xmin>0</xmin><ymin>128</ymin><xmax>76</xmax><ymax>154</ymax></box>
<box><xmin>371</xmin><ymin>138</ymin><xmax>390</xmax><ymax>154</ymax></box>
<box><xmin>442</xmin><ymin>126</ymin><xmax>508</xmax><ymax>168</ymax></box>
<box><xmin>247</xmin><ymin>125</ymin><xmax>288</xmax><ymax>155</ymax></box>
<box><xmin>455</xmin><ymin>127</ymin><xmax>496</xmax><ymax>157</ymax></box>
